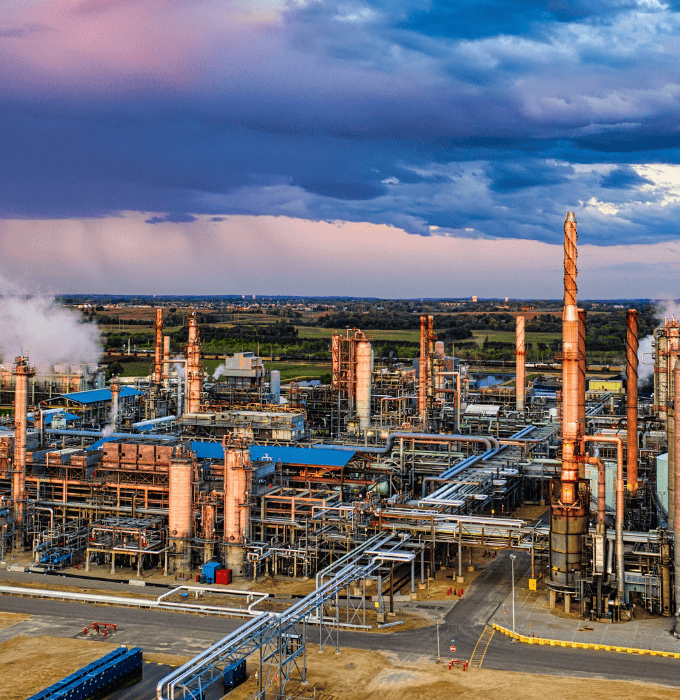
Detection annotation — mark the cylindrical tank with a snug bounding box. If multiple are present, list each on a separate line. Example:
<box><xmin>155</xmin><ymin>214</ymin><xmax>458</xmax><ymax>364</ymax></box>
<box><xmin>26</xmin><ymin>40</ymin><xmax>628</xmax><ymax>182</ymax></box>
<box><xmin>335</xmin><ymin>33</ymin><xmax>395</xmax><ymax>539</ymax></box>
<box><xmin>224</xmin><ymin>445</ymin><xmax>250</xmax><ymax>572</ymax></box>
<box><xmin>626</xmin><ymin>309</ymin><xmax>639</xmax><ymax>491</ymax></box>
<box><xmin>169</xmin><ymin>453</ymin><xmax>193</xmax><ymax>540</ymax></box>
<box><xmin>154</xmin><ymin>308</ymin><xmax>164</xmax><ymax>385</ymax></box>
<box><xmin>270</xmin><ymin>370</ymin><xmax>281</xmax><ymax>405</ymax></box>
<box><xmin>355</xmin><ymin>340</ymin><xmax>372</xmax><ymax>432</ymax></box>
<box><xmin>435</xmin><ymin>341</ymin><xmax>445</xmax><ymax>356</ymax></box>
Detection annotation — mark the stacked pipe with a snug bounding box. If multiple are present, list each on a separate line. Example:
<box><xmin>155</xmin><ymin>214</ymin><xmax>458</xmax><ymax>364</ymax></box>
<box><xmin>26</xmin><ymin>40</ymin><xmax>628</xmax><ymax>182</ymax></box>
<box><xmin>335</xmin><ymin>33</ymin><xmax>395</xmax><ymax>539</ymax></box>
<box><xmin>12</xmin><ymin>356</ymin><xmax>34</xmax><ymax>533</ymax></box>
<box><xmin>515</xmin><ymin>315</ymin><xmax>526</xmax><ymax>412</ymax></box>
<box><xmin>550</xmin><ymin>212</ymin><xmax>589</xmax><ymax>590</ymax></box>
<box><xmin>626</xmin><ymin>309</ymin><xmax>639</xmax><ymax>493</ymax></box>
<box><xmin>186</xmin><ymin>313</ymin><xmax>203</xmax><ymax>414</ymax></box>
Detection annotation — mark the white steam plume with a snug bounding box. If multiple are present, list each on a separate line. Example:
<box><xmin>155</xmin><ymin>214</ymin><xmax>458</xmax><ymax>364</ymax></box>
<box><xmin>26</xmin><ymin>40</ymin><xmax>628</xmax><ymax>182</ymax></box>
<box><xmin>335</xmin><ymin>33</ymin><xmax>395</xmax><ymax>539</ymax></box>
<box><xmin>101</xmin><ymin>424</ymin><xmax>116</xmax><ymax>438</ymax></box>
<box><xmin>172</xmin><ymin>356</ymin><xmax>185</xmax><ymax>378</ymax></box>
<box><xmin>637</xmin><ymin>335</ymin><xmax>654</xmax><ymax>382</ymax></box>
<box><xmin>0</xmin><ymin>272</ymin><xmax>101</xmax><ymax>372</ymax></box>
<box><xmin>213</xmin><ymin>364</ymin><xmax>226</xmax><ymax>380</ymax></box>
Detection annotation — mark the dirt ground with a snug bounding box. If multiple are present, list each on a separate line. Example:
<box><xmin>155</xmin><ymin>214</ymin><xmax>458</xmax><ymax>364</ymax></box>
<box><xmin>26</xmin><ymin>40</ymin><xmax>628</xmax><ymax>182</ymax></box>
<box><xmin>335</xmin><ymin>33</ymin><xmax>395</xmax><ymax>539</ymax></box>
<box><xmin>0</xmin><ymin>611</ymin><xmax>31</xmax><ymax>630</ymax></box>
<box><xmin>0</xmin><ymin>635</ymin><xmax>119</xmax><ymax>700</ymax></box>
<box><xmin>221</xmin><ymin>644</ymin><xmax>680</xmax><ymax>700</ymax></box>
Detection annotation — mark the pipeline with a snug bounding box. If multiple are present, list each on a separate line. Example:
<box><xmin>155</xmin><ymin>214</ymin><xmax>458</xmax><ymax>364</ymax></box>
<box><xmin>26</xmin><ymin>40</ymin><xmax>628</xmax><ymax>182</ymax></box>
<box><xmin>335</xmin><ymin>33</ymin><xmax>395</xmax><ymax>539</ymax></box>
<box><xmin>585</xmin><ymin>435</ymin><xmax>624</xmax><ymax>603</ymax></box>
<box><xmin>45</xmin><ymin>429</ymin><xmax>176</xmax><ymax>442</ymax></box>
<box><xmin>323</xmin><ymin>432</ymin><xmax>500</xmax><ymax>456</ymax></box>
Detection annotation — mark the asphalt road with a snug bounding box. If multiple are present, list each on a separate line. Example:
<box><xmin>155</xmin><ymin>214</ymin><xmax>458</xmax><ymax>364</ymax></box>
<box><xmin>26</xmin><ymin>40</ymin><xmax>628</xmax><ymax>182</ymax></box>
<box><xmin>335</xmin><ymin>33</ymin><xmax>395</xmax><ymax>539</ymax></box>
<box><xmin>2</xmin><ymin>552</ymin><xmax>680</xmax><ymax>695</ymax></box>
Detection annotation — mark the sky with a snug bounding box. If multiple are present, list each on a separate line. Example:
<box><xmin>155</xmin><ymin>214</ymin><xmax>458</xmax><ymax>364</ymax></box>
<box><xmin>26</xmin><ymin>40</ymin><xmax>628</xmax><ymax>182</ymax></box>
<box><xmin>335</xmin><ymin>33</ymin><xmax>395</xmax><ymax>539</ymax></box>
<box><xmin>2</xmin><ymin>0</ymin><xmax>680</xmax><ymax>298</ymax></box>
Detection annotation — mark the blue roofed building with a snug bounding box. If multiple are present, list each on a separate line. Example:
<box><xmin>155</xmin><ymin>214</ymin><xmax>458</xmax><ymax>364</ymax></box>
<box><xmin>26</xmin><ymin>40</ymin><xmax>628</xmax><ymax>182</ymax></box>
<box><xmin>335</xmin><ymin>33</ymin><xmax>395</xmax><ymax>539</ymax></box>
<box><xmin>48</xmin><ymin>387</ymin><xmax>142</xmax><ymax>426</ymax></box>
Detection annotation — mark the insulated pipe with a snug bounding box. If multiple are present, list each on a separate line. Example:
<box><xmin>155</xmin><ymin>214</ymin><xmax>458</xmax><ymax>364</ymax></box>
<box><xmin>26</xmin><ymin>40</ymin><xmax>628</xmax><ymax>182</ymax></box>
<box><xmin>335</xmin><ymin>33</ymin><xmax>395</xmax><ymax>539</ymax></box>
<box><xmin>585</xmin><ymin>455</ymin><xmax>606</xmax><ymax>525</ymax></box>
<box><xmin>418</xmin><ymin>316</ymin><xmax>427</xmax><ymax>425</ymax></box>
<box><xmin>675</xmin><ymin>364</ymin><xmax>680</xmax><ymax>616</ymax></box>
<box><xmin>45</xmin><ymin>429</ymin><xmax>175</xmax><ymax>441</ymax></box>
<box><xmin>585</xmin><ymin>435</ymin><xmax>624</xmax><ymax>603</ymax></box>
<box><xmin>626</xmin><ymin>309</ymin><xmax>639</xmax><ymax>492</ymax></box>
<box><xmin>324</xmin><ymin>432</ymin><xmax>499</xmax><ymax>455</ymax></box>
<box><xmin>515</xmin><ymin>315</ymin><xmax>526</xmax><ymax>412</ymax></box>
<box><xmin>154</xmin><ymin>308</ymin><xmax>164</xmax><ymax>386</ymax></box>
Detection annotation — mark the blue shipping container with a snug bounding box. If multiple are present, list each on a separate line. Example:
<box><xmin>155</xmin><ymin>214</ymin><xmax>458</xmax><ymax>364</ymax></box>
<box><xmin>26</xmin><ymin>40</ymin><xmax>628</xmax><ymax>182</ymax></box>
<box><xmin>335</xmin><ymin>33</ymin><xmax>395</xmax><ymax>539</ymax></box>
<box><xmin>202</xmin><ymin>561</ymin><xmax>221</xmax><ymax>584</ymax></box>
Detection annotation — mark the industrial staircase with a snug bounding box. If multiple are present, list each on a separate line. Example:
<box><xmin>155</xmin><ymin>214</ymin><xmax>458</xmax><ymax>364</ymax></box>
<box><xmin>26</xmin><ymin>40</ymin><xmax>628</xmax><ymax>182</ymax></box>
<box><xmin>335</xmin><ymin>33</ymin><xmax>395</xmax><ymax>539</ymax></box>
<box><xmin>469</xmin><ymin>625</ymin><xmax>495</xmax><ymax>668</ymax></box>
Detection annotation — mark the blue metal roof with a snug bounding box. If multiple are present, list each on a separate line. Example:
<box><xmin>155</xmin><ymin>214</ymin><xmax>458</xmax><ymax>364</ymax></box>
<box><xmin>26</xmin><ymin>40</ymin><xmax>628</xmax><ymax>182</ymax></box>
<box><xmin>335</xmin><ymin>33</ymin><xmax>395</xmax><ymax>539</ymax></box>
<box><xmin>87</xmin><ymin>436</ymin><xmax>120</xmax><ymax>451</ymax></box>
<box><xmin>62</xmin><ymin>387</ymin><xmax>142</xmax><ymax>404</ymax></box>
<box><xmin>189</xmin><ymin>442</ymin><xmax>355</xmax><ymax>467</ymax></box>
<box><xmin>44</xmin><ymin>412</ymin><xmax>80</xmax><ymax>425</ymax></box>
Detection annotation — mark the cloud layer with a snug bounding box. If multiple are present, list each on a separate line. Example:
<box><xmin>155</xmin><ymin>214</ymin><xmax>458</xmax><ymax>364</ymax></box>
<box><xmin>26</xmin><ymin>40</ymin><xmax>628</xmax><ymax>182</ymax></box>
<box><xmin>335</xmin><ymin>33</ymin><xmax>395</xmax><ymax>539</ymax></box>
<box><xmin>2</xmin><ymin>0</ymin><xmax>680</xmax><ymax>250</ymax></box>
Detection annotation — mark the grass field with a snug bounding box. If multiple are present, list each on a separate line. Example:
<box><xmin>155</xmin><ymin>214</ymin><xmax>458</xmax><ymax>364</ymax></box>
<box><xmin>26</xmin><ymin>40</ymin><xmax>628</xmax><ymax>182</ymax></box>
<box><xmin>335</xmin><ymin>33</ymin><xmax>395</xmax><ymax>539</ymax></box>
<box><xmin>295</xmin><ymin>326</ymin><xmax>419</xmax><ymax>342</ymax></box>
<box><xmin>265</xmin><ymin>362</ymin><xmax>331</xmax><ymax>383</ymax></box>
<box><xmin>470</xmin><ymin>330</ymin><xmax>562</xmax><ymax>345</ymax></box>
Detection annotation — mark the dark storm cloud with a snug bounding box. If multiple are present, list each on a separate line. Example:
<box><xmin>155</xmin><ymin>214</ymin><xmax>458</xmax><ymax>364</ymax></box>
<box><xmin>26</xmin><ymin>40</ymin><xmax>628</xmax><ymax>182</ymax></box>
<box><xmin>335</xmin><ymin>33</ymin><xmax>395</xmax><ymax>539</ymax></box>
<box><xmin>600</xmin><ymin>166</ymin><xmax>653</xmax><ymax>189</ymax></box>
<box><xmin>2</xmin><ymin>0</ymin><xmax>680</xmax><ymax>246</ymax></box>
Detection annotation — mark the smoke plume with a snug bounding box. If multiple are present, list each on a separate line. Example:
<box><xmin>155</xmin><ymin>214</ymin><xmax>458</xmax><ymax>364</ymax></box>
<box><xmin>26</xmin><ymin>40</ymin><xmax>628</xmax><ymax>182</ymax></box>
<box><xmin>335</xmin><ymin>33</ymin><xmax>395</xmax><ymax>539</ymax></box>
<box><xmin>0</xmin><ymin>272</ymin><xmax>101</xmax><ymax>372</ymax></box>
<box><xmin>213</xmin><ymin>364</ymin><xmax>226</xmax><ymax>380</ymax></box>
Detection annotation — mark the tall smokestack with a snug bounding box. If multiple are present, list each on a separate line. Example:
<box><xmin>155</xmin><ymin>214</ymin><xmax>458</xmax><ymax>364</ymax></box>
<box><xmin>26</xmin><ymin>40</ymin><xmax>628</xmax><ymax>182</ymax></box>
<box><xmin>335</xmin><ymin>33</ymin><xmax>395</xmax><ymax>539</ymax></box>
<box><xmin>12</xmin><ymin>356</ymin><xmax>34</xmax><ymax>534</ymax></box>
<box><xmin>186</xmin><ymin>313</ymin><xmax>203</xmax><ymax>414</ymax></box>
<box><xmin>668</xmin><ymin>320</ymin><xmax>680</xmax><ymax>527</ymax></box>
<box><xmin>515</xmin><ymin>315</ymin><xmax>526</xmax><ymax>412</ymax></box>
<box><xmin>550</xmin><ymin>212</ymin><xmax>588</xmax><ymax>595</ymax></box>
<box><xmin>627</xmin><ymin>309</ymin><xmax>639</xmax><ymax>492</ymax></box>
<box><xmin>418</xmin><ymin>315</ymin><xmax>427</xmax><ymax>425</ymax></box>
<box><xmin>427</xmin><ymin>316</ymin><xmax>436</xmax><ymax>422</ymax></box>
<box><xmin>110</xmin><ymin>377</ymin><xmax>120</xmax><ymax>430</ymax></box>
<box><xmin>153</xmin><ymin>308</ymin><xmax>164</xmax><ymax>386</ymax></box>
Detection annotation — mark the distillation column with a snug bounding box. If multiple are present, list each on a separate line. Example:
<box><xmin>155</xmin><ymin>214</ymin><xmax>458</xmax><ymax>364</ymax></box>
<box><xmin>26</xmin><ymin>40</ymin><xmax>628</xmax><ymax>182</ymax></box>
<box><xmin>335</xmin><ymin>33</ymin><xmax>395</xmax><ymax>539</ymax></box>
<box><xmin>223</xmin><ymin>440</ymin><xmax>251</xmax><ymax>574</ymax></box>
<box><xmin>110</xmin><ymin>377</ymin><xmax>120</xmax><ymax>430</ymax></box>
<box><xmin>186</xmin><ymin>313</ymin><xmax>203</xmax><ymax>414</ymax></box>
<box><xmin>418</xmin><ymin>316</ymin><xmax>428</xmax><ymax>425</ymax></box>
<box><xmin>626</xmin><ymin>309</ymin><xmax>639</xmax><ymax>493</ymax></box>
<box><xmin>550</xmin><ymin>213</ymin><xmax>589</xmax><ymax>604</ymax></box>
<box><xmin>12</xmin><ymin>357</ymin><xmax>34</xmax><ymax>539</ymax></box>
<box><xmin>168</xmin><ymin>447</ymin><xmax>194</xmax><ymax>572</ymax></box>
<box><xmin>356</xmin><ymin>337</ymin><xmax>372</xmax><ymax>433</ymax></box>
<box><xmin>515</xmin><ymin>315</ymin><xmax>526</xmax><ymax>412</ymax></box>
<box><xmin>668</xmin><ymin>320</ymin><xmax>680</xmax><ymax>527</ymax></box>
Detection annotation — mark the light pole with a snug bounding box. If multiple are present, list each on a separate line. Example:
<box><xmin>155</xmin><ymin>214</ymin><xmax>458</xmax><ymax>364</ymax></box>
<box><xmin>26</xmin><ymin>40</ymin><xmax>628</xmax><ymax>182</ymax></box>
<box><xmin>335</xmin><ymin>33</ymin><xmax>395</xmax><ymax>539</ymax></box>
<box><xmin>436</xmin><ymin>620</ymin><xmax>441</xmax><ymax>663</ymax></box>
<box><xmin>510</xmin><ymin>553</ymin><xmax>516</xmax><ymax>639</ymax></box>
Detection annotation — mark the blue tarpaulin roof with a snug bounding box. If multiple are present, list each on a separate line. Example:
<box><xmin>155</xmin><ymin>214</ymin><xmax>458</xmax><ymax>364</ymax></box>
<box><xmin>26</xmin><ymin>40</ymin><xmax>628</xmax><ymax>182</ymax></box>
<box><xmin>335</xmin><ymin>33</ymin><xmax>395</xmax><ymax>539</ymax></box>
<box><xmin>190</xmin><ymin>442</ymin><xmax>355</xmax><ymax>467</ymax></box>
<box><xmin>62</xmin><ymin>387</ymin><xmax>142</xmax><ymax>404</ymax></box>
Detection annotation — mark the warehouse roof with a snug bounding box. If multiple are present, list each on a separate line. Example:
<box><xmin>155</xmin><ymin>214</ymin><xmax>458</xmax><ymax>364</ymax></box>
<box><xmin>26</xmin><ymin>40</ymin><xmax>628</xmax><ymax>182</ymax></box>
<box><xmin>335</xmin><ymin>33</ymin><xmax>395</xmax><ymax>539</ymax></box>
<box><xmin>61</xmin><ymin>387</ymin><xmax>142</xmax><ymax>404</ymax></box>
<box><xmin>190</xmin><ymin>442</ymin><xmax>355</xmax><ymax>467</ymax></box>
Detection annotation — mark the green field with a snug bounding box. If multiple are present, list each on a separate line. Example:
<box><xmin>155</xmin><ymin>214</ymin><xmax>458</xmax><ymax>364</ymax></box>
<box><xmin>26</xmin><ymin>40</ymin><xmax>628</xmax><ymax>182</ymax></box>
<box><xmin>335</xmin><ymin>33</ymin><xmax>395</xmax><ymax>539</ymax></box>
<box><xmin>295</xmin><ymin>326</ymin><xmax>419</xmax><ymax>343</ymax></box>
<box><xmin>265</xmin><ymin>362</ymin><xmax>331</xmax><ymax>383</ymax></box>
<box><xmin>470</xmin><ymin>330</ymin><xmax>562</xmax><ymax>345</ymax></box>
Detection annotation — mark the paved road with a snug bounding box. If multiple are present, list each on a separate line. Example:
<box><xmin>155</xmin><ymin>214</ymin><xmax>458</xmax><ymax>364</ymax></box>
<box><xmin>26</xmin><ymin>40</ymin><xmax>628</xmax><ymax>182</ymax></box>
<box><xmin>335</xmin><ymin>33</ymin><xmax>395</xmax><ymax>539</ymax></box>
<box><xmin>2</xmin><ymin>552</ymin><xmax>680</xmax><ymax>695</ymax></box>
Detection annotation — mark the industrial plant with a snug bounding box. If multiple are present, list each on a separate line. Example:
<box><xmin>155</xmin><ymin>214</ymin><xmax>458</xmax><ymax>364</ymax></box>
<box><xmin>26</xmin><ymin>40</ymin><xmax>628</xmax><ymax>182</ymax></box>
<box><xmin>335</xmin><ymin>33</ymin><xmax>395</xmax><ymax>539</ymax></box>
<box><xmin>2</xmin><ymin>214</ymin><xmax>680</xmax><ymax>698</ymax></box>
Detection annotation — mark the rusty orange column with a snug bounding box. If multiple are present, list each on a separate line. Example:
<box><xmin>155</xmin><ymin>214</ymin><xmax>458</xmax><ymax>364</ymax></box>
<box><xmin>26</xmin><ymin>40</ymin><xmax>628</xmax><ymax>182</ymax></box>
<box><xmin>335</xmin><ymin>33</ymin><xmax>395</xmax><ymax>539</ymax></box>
<box><xmin>626</xmin><ymin>309</ymin><xmax>639</xmax><ymax>492</ymax></box>
<box><xmin>418</xmin><ymin>315</ymin><xmax>427</xmax><ymax>425</ymax></box>
<box><xmin>12</xmin><ymin>356</ymin><xmax>34</xmax><ymax>536</ymax></box>
<box><xmin>153</xmin><ymin>308</ymin><xmax>164</xmax><ymax>386</ymax></box>
<box><xmin>577</xmin><ymin>309</ymin><xmax>587</xmax><ymax>477</ymax></box>
<box><xmin>186</xmin><ymin>313</ymin><xmax>203</xmax><ymax>414</ymax></box>
<box><xmin>515</xmin><ymin>315</ymin><xmax>526</xmax><ymax>411</ymax></box>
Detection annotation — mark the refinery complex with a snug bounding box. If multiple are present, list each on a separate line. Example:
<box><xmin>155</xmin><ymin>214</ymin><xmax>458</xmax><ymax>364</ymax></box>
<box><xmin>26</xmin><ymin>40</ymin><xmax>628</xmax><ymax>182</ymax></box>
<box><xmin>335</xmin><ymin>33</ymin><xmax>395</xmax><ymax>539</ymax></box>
<box><xmin>3</xmin><ymin>213</ymin><xmax>680</xmax><ymax>698</ymax></box>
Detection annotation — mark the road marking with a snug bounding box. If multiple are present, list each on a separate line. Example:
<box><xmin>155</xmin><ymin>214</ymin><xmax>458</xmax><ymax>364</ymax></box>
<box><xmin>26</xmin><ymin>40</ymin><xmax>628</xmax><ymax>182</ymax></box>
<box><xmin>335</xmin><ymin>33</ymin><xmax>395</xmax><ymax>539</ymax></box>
<box><xmin>469</xmin><ymin>625</ymin><xmax>495</xmax><ymax>668</ymax></box>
